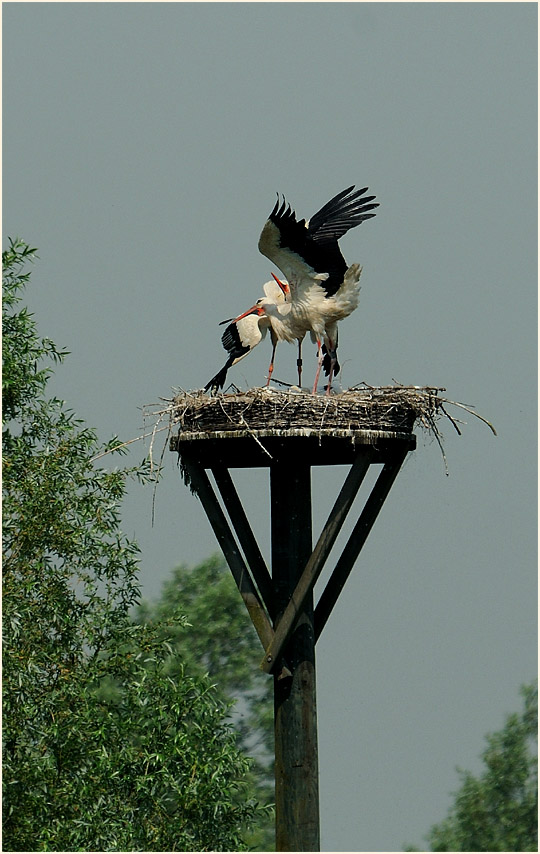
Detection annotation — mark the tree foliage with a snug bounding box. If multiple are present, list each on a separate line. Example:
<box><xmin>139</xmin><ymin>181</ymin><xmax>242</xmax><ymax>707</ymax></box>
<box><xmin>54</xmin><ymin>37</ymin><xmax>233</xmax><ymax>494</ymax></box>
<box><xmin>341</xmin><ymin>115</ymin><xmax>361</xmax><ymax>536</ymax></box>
<box><xmin>408</xmin><ymin>682</ymin><xmax>537</xmax><ymax>852</ymax></box>
<box><xmin>3</xmin><ymin>239</ymin><xmax>267</xmax><ymax>851</ymax></box>
<box><xmin>135</xmin><ymin>555</ymin><xmax>276</xmax><ymax>850</ymax></box>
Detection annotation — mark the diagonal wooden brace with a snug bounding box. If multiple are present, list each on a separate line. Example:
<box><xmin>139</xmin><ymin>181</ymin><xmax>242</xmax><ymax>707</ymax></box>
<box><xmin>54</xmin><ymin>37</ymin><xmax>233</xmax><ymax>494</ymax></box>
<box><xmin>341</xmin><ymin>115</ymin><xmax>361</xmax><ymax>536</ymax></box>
<box><xmin>180</xmin><ymin>456</ymin><xmax>276</xmax><ymax>653</ymax></box>
<box><xmin>211</xmin><ymin>465</ymin><xmax>276</xmax><ymax>619</ymax></box>
<box><xmin>260</xmin><ymin>450</ymin><xmax>373</xmax><ymax>673</ymax></box>
<box><xmin>314</xmin><ymin>447</ymin><xmax>409</xmax><ymax>640</ymax></box>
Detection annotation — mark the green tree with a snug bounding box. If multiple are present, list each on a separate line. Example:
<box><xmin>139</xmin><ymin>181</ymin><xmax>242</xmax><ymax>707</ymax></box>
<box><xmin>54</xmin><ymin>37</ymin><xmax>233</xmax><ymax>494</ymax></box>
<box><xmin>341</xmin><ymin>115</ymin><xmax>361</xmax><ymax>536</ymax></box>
<box><xmin>135</xmin><ymin>555</ymin><xmax>276</xmax><ymax>850</ymax></box>
<box><xmin>407</xmin><ymin>682</ymin><xmax>537</xmax><ymax>852</ymax></box>
<box><xmin>3</xmin><ymin>239</ymin><xmax>266</xmax><ymax>851</ymax></box>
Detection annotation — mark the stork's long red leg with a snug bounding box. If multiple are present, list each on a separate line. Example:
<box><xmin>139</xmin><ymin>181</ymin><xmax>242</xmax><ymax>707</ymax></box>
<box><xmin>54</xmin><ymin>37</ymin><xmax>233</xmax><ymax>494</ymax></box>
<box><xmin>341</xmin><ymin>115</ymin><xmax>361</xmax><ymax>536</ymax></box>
<box><xmin>266</xmin><ymin>341</ymin><xmax>277</xmax><ymax>387</ymax></box>
<box><xmin>312</xmin><ymin>340</ymin><xmax>323</xmax><ymax>394</ymax></box>
<box><xmin>297</xmin><ymin>340</ymin><xmax>303</xmax><ymax>387</ymax></box>
<box><xmin>325</xmin><ymin>338</ymin><xmax>337</xmax><ymax>396</ymax></box>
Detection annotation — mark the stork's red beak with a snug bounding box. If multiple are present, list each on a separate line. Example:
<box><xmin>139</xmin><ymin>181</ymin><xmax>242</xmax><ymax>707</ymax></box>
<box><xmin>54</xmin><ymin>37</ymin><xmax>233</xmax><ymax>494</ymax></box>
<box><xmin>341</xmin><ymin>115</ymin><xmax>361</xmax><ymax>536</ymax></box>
<box><xmin>271</xmin><ymin>272</ymin><xmax>290</xmax><ymax>295</ymax></box>
<box><xmin>219</xmin><ymin>304</ymin><xmax>264</xmax><ymax>325</ymax></box>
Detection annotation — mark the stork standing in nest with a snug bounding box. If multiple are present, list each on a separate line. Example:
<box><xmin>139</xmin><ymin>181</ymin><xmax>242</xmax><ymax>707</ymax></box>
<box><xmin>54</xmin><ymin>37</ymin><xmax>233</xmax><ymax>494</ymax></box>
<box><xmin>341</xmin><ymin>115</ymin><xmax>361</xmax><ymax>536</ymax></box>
<box><xmin>205</xmin><ymin>185</ymin><xmax>378</xmax><ymax>395</ymax></box>
<box><xmin>204</xmin><ymin>276</ymin><xmax>292</xmax><ymax>393</ymax></box>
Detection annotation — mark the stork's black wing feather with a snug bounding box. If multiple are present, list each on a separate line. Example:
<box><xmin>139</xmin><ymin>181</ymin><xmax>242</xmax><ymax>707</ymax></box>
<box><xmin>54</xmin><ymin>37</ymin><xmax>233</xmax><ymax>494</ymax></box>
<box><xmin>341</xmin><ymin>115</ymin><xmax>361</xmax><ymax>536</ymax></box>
<box><xmin>307</xmin><ymin>186</ymin><xmax>379</xmax><ymax>244</ymax></box>
<box><xmin>266</xmin><ymin>194</ymin><xmax>309</xmax><ymax>250</ymax></box>
<box><xmin>204</xmin><ymin>361</ymin><xmax>232</xmax><ymax>394</ymax></box>
<box><xmin>204</xmin><ymin>309</ymin><xmax>265</xmax><ymax>393</ymax></box>
<box><xmin>221</xmin><ymin>321</ymin><xmax>250</xmax><ymax>362</ymax></box>
<box><xmin>204</xmin><ymin>322</ymin><xmax>247</xmax><ymax>393</ymax></box>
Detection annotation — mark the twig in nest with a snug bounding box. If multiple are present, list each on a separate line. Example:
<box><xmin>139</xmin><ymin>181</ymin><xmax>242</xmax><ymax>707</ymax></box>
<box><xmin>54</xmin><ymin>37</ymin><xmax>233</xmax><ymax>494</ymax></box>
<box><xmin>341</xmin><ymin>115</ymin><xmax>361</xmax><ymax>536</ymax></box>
<box><xmin>440</xmin><ymin>404</ymin><xmax>462</xmax><ymax>436</ymax></box>
<box><xmin>440</xmin><ymin>398</ymin><xmax>497</xmax><ymax>436</ymax></box>
<box><xmin>423</xmin><ymin>409</ymin><xmax>449</xmax><ymax>476</ymax></box>
<box><xmin>217</xmin><ymin>394</ymin><xmax>273</xmax><ymax>460</ymax></box>
<box><xmin>146</xmin><ymin>407</ymin><xmax>175</xmax><ymax>526</ymax></box>
<box><xmin>89</xmin><ymin>427</ymin><xmax>170</xmax><ymax>464</ymax></box>
<box><xmin>318</xmin><ymin>396</ymin><xmax>333</xmax><ymax>446</ymax></box>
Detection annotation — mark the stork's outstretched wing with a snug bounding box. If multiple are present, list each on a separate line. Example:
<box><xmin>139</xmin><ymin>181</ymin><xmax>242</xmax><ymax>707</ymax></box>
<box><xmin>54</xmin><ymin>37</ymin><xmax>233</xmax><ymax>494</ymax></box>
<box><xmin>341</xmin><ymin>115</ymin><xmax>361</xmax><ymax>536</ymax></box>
<box><xmin>258</xmin><ymin>185</ymin><xmax>378</xmax><ymax>297</ymax></box>
<box><xmin>307</xmin><ymin>185</ymin><xmax>378</xmax><ymax>243</ymax></box>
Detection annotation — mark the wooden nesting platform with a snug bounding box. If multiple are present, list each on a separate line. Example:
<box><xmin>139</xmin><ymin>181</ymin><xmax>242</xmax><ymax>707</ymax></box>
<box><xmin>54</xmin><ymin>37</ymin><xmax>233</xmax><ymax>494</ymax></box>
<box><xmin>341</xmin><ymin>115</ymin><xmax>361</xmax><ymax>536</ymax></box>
<box><xmin>168</xmin><ymin>386</ymin><xmax>445</xmax><ymax>468</ymax></box>
<box><xmin>165</xmin><ymin>383</ymin><xmax>494</xmax><ymax>854</ymax></box>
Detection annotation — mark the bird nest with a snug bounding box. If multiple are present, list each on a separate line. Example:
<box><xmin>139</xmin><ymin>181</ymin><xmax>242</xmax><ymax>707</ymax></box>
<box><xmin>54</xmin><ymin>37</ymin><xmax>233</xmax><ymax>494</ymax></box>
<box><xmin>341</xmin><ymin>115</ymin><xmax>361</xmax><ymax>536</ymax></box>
<box><xmin>128</xmin><ymin>386</ymin><xmax>495</xmax><ymax>500</ymax></box>
<box><xmin>170</xmin><ymin>385</ymin><xmax>443</xmax><ymax>438</ymax></box>
<box><xmin>142</xmin><ymin>385</ymin><xmax>494</xmax><ymax>473</ymax></box>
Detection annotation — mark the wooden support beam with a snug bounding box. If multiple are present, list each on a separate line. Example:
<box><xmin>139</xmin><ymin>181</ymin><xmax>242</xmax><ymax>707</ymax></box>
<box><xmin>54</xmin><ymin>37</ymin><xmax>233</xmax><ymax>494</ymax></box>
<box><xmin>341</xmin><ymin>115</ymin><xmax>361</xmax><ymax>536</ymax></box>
<box><xmin>271</xmin><ymin>461</ymin><xmax>320</xmax><ymax>852</ymax></box>
<box><xmin>314</xmin><ymin>448</ymin><xmax>408</xmax><ymax>640</ymax></box>
<box><xmin>180</xmin><ymin>457</ymin><xmax>275</xmax><ymax>653</ymax></box>
<box><xmin>211</xmin><ymin>465</ymin><xmax>275</xmax><ymax>618</ymax></box>
<box><xmin>261</xmin><ymin>450</ymin><xmax>372</xmax><ymax>673</ymax></box>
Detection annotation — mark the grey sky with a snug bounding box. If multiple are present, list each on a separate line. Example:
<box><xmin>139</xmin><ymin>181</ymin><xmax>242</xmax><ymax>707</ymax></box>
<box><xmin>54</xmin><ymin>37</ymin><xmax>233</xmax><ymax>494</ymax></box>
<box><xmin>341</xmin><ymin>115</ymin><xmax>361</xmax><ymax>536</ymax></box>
<box><xmin>3</xmin><ymin>3</ymin><xmax>537</xmax><ymax>851</ymax></box>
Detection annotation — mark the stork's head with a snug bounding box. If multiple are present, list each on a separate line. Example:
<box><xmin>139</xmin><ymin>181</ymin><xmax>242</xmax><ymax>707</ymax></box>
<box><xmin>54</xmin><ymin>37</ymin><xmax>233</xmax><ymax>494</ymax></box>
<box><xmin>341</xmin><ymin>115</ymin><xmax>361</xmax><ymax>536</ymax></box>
<box><xmin>271</xmin><ymin>272</ymin><xmax>290</xmax><ymax>296</ymax></box>
<box><xmin>262</xmin><ymin>275</ymin><xmax>290</xmax><ymax>306</ymax></box>
<box><xmin>218</xmin><ymin>275</ymin><xmax>291</xmax><ymax>327</ymax></box>
<box><xmin>219</xmin><ymin>300</ymin><xmax>270</xmax><ymax>326</ymax></box>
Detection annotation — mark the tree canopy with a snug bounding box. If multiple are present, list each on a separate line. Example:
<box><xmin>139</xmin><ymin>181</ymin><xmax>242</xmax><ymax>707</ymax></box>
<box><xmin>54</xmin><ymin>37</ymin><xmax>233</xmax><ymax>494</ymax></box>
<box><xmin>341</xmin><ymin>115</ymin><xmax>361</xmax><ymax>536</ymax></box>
<box><xmin>2</xmin><ymin>239</ymin><xmax>268</xmax><ymax>851</ymax></box>
<box><xmin>407</xmin><ymin>681</ymin><xmax>537</xmax><ymax>852</ymax></box>
<box><xmin>135</xmin><ymin>555</ymin><xmax>276</xmax><ymax>850</ymax></box>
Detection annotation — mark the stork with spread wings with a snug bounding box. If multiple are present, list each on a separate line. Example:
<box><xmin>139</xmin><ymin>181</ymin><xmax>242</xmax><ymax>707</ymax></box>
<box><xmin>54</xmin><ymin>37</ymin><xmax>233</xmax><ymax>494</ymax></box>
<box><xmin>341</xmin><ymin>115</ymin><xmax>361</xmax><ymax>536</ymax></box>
<box><xmin>205</xmin><ymin>186</ymin><xmax>378</xmax><ymax>394</ymax></box>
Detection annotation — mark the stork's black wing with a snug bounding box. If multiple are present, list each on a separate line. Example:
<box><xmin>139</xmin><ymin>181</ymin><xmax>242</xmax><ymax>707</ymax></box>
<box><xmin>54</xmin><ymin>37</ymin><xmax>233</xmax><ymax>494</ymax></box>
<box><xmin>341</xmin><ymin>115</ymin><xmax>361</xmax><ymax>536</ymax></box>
<box><xmin>204</xmin><ymin>310</ymin><xmax>265</xmax><ymax>393</ymax></box>
<box><xmin>258</xmin><ymin>185</ymin><xmax>378</xmax><ymax>297</ymax></box>
<box><xmin>307</xmin><ymin>185</ymin><xmax>378</xmax><ymax>243</ymax></box>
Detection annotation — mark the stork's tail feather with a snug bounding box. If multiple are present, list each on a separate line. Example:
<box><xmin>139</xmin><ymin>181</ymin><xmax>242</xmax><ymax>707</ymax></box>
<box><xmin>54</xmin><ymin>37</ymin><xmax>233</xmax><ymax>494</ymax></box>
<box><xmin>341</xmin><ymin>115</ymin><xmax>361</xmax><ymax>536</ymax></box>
<box><xmin>204</xmin><ymin>363</ymin><xmax>230</xmax><ymax>394</ymax></box>
<box><xmin>342</xmin><ymin>262</ymin><xmax>362</xmax><ymax>290</ymax></box>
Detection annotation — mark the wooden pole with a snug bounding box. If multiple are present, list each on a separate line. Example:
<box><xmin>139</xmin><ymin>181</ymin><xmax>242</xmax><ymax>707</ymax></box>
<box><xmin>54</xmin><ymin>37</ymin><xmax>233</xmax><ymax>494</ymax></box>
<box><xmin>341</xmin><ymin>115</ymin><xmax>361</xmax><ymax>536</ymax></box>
<box><xmin>271</xmin><ymin>460</ymin><xmax>320</xmax><ymax>852</ymax></box>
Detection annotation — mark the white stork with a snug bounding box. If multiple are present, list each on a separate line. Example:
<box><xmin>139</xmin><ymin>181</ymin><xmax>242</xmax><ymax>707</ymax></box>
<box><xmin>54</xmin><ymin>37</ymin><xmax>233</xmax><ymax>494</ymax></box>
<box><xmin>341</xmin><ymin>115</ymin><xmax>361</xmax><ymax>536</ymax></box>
<box><xmin>258</xmin><ymin>185</ymin><xmax>378</xmax><ymax>393</ymax></box>
<box><xmin>205</xmin><ymin>185</ymin><xmax>378</xmax><ymax>394</ymax></box>
<box><xmin>204</xmin><ymin>277</ymin><xmax>292</xmax><ymax>393</ymax></box>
